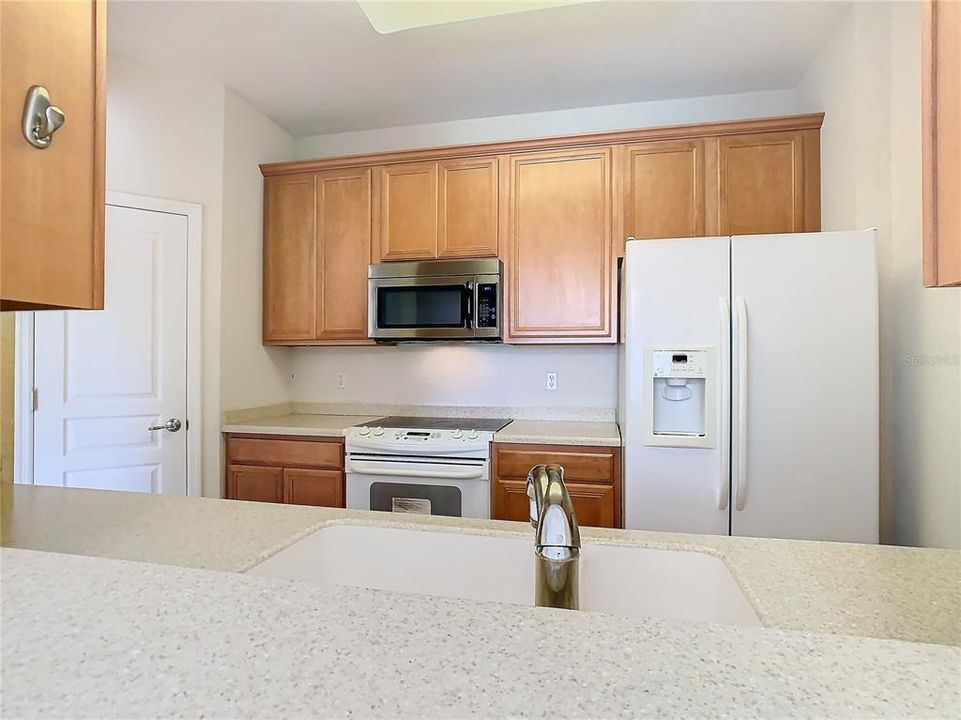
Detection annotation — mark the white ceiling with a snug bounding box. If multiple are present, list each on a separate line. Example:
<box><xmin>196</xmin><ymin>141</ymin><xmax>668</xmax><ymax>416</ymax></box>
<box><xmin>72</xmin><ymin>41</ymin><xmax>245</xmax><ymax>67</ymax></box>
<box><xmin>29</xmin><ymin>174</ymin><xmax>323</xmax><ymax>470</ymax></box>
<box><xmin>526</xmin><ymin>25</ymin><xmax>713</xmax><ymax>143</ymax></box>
<box><xmin>108</xmin><ymin>1</ymin><xmax>849</xmax><ymax>137</ymax></box>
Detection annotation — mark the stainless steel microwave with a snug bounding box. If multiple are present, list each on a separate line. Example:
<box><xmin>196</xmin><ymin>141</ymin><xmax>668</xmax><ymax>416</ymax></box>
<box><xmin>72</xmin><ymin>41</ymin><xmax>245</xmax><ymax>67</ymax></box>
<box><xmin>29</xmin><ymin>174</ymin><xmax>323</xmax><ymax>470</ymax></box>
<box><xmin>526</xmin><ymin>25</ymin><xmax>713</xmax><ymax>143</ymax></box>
<box><xmin>368</xmin><ymin>258</ymin><xmax>502</xmax><ymax>341</ymax></box>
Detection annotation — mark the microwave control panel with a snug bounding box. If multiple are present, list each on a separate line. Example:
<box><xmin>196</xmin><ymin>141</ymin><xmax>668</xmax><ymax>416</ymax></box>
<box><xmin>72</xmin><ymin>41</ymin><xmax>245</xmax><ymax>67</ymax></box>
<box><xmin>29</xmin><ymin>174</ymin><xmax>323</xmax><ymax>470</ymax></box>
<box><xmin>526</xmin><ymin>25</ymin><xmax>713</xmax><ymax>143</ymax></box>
<box><xmin>476</xmin><ymin>283</ymin><xmax>498</xmax><ymax>328</ymax></box>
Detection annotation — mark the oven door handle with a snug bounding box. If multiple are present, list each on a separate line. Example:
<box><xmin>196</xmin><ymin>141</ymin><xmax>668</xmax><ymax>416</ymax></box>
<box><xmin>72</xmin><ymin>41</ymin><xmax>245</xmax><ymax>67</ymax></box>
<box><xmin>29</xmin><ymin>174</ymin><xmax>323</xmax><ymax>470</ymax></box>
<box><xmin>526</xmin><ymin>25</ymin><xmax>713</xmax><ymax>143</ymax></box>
<box><xmin>348</xmin><ymin>461</ymin><xmax>487</xmax><ymax>481</ymax></box>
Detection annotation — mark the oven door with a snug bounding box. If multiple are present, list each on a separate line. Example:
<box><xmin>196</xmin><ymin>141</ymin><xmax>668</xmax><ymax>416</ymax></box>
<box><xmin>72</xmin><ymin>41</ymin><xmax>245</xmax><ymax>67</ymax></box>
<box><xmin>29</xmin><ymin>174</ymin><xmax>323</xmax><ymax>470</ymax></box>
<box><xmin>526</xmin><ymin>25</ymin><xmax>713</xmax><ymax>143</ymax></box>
<box><xmin>345</xmin><ymin>454</ymin><xmax>490</xmax><ymax>519</ymax></box>
<box><xmin>368</xmin><ymin>275</ymin><xmax>475</xmax><ymax>340</ymax></box>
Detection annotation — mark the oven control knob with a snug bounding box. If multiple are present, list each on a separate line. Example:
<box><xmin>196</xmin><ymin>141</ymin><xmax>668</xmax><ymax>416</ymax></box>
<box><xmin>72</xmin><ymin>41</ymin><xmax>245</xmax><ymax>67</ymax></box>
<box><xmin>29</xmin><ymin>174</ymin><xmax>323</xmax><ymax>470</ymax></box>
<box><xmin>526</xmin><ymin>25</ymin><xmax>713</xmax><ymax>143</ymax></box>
<box><xmin>373</xmin><ymin>427</ymin><xmax>384</xmax><ymax>437</ymax></box>
<box><xmin>451</xmin><ymin>429</ymin><xmax>463</xmax><ymax>439</ymax></box>
<box><xmin>467</xmin><ymin>429</ymin><xmax>479</xmax><ymax>440</ymax></box>
<box><xmin>358</xmin><ymin>426</ymin><xmax>370</xmax><ymax>436</ymax></box>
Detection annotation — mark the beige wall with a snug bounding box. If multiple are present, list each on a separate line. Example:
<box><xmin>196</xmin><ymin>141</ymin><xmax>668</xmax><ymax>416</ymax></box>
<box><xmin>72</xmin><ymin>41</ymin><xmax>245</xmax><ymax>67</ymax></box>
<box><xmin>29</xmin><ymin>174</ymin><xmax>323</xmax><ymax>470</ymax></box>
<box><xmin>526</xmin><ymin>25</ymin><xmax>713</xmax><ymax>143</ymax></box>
<box><xmin>294</xmin><ymin>88</ymin><xmax>804</xmax><ymax>158</ymax></box>
<box><xmin>799</xmin><ymin>2</ymin><xmax>961</xmax><ymax>549</ymax></box>
<box><xmin>220</xmin><ymin>89</ymin><xmax>294</xmax><ymax>413</ymax></box>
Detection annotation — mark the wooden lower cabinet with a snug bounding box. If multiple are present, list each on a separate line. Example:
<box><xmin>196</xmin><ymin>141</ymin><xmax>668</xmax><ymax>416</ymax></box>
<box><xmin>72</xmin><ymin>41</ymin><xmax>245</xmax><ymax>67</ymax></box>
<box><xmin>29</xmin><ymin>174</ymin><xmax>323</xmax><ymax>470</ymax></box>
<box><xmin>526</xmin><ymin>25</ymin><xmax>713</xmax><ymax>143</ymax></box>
<box><xmin>224</xmin><ymin>434</ymin><xmax>345</xmax><ymax>508</ymax></box>
<box><xmin>227</xmin><ymin>465</ymin><xmax>284</xmax><ymax>504</ymax></box>
<box><xmin>284</xmin><ymin>468</ymin><xmax>343</xmax><ymax>508</ymax></box>
<box><xmin>491</xmin><ymin>442</ymin><xmax>621</xmax><ymax>528</ymax></box>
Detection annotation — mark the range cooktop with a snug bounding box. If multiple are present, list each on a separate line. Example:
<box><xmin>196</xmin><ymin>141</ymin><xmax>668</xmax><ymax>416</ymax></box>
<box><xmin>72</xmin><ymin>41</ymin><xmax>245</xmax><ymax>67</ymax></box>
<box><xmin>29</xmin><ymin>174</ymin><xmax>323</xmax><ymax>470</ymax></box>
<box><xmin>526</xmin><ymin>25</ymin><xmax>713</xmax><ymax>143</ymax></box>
<box><xmin>356</xmin><ymin>416</ymin><xmax>512</xmax><ymax>432</ymax></box>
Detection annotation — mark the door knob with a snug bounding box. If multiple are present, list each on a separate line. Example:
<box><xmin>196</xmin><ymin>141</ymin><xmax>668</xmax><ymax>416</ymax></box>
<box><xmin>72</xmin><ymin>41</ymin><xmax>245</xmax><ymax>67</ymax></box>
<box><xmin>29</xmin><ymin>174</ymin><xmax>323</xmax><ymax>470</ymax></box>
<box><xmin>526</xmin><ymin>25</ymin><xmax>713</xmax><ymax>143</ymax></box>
<box><xmin>148</xmin><ymin>419</ymin><xmax>182</xmax><ymax>433</ymax></box>
<box><xmin>22</xmin><ymin>85</ymin><xmax>66</xmax><ymax>149</ymax></box>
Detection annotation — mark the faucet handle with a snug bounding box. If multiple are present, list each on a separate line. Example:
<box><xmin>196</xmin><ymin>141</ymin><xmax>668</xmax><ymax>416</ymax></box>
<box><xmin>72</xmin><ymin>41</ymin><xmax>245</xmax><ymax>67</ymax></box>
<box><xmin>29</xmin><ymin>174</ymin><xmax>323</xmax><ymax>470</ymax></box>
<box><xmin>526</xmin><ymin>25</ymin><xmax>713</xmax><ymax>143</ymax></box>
<box><xmin>533</xmin><ymin>465</ymin><xmax>581</xmax><ymax>551</ymax></box>
<box><xmin>526</xmin><ymin>464</ymin><xmax>549</xmax><ymax>528</ymax></box>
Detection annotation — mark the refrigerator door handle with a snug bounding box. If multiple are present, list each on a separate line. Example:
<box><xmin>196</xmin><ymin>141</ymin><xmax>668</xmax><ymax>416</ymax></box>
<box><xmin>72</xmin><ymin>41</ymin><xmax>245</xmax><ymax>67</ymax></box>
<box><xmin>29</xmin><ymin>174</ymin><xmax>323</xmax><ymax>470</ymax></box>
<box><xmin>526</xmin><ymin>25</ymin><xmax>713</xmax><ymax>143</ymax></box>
<box><xmin>717</xmin><ymin>297</ymin><xmax>731</xmax><ymax>510</ymax></box>
<box><xmin>734</xmin><ymin>296</ymin><xmax>748</xmax><ymax>511</ymax></box>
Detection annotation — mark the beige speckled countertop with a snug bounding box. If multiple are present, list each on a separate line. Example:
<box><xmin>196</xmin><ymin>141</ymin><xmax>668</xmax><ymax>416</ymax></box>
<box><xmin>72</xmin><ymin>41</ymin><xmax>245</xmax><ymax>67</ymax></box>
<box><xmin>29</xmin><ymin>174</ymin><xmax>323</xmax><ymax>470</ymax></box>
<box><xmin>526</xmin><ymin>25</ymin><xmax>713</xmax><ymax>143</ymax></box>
<box><xmin>3</xmin><ymin>484</ymin><xmax>957</xmax><ymax>646</ymax></box>
<box><xmin>2</xmin><ymin>485</ymin><xmax>959</xmax><ymax>718</ymax></box>
<box><xmin>493</xmin><ymin>419</ymin><xmax>620</xmax><ymax>446</ymax></box>
<box><xmin>221</xmin><ymin>413</ymin><xmax>621</xmax><ymax>446</ymax></box>
<box><xmin>221</xmin><ymin>413</ymin><xmax>379</xmax><ymax>437</ymax></box>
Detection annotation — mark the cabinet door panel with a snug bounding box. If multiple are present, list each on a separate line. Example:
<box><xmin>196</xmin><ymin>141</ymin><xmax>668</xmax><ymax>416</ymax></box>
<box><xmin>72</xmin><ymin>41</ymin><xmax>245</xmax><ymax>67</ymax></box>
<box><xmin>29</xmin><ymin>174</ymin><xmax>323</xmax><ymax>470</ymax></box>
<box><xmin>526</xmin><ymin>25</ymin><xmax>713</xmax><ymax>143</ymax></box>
<box><xmin>923</xmin><ymin>0</ymin><xmax>961</xmax><ymax>286</ymax></box>
<box><xmin>624</xmin><ymin>140</ymin><xmax>704</xmax><ymax>244</ymax></box>
<box><xmin>317</xmin><ymin>168</ymin><xmax>371</xmax><ymax>339</ymax></box>
<box><xmin>718</xmin><ymin>132</ymin><xmax>804</xmax><ymax>235</ymax></box>
<box><xmin>1</xmin><ymin>0</ymin><xmax>105</xmax><ymax>310</ymax></box>
<box><xmin>227</xmin><ymin>465</ymin><xmax>284</xmax><ymax>503</ymax></box>
<box><xmin>507</xmin><ymin>148</ymin><xmax>613</xmax><ymax>341</ymax></box>
<box><xmin>284</xmin><ymin>468</ymin><xmax>344</xmax><ymax>508</ymax></box>
<box><xmin>376</xmin><ymin>162</ymin><xmax>437</xmax><ymax>261</ymax></box>
<box><xmin>437</xmin><ymin>157</ymin><xmax>498</xmax><ymax>258</ymax></box>
<box><xmin>492</xmin><ymin>478</ymin><xmax>617</xmax><ymax>529</ymax></box>
<box><xmin>264</xmin><ymin>173</ymin><xmax>316</xmax><ymax>341</ymax></box>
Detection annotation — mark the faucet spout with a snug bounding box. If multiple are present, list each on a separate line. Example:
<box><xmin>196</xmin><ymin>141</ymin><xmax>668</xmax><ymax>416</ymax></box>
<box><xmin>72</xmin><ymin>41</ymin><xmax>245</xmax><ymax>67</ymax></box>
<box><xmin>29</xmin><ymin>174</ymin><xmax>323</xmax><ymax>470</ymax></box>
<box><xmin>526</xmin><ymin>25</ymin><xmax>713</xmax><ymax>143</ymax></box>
<box><xmin>527</xmin><ymin>464</ymin><xmax>580</xmax><ymax>611</ymax></box>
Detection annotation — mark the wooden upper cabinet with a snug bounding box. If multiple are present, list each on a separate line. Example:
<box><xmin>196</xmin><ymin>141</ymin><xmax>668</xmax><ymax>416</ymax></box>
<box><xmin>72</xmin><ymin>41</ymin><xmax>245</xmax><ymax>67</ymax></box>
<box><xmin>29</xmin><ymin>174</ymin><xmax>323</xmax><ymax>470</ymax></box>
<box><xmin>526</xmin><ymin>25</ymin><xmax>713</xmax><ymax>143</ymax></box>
<box><xmin>317</xmin><ymin>168</ymin><xmax>371</xmax><ymax>340</ymax></box>
<box><xmin>716</xmin><ymin>130</ymin><xmax>815</xmax><ymax>236</ymax></box>
<box><xmin>263</xmin><ymin>173</ymin><xmax>317</xmax><ymax>342</ymax></box>
<box><xmin>0</xmin><ymin>0</ymin><xmax>106</xmax><ymax>311</ymax></box>
<box><xmin>263</xmin><ymin>169</ymin><xmax>373</xmax><ymax>345</ymax></box>
<box><xmin>506</xmin><ymin>147</ymin><xmax>614</xmax><ymax>342</ymax></box>
<box><xmin>260</xmin><ymin>114</ymin><xmax>822</xmax><ymax>345</ymax></box>
<box><xmin>923</xmin><ymin>0</ymin><xmax>961</xmax><ymax>287</ymax></box>
<box><xmin>437</xmin><ymin>157</ymin><xmax>498</xmax><ymax>258</ymax></box>
<box><xmin>375</xmin><ymin>161</ymin><xmax>438</xmax><ymax>261</ymax></box>
<box><xmin>623</xmin><ymin>140</ymin><xmax>705</xmax><ymax>251</ymax></box>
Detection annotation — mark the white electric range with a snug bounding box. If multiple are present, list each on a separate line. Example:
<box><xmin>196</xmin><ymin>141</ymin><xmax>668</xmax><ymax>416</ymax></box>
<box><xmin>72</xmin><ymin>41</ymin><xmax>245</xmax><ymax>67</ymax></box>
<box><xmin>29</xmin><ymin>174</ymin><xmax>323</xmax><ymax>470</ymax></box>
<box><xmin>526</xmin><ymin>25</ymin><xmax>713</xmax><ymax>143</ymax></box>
<box><xmin>344</xmin><ymin>416</ymin><xmax>512</xmax><ymax>519</ymax></box>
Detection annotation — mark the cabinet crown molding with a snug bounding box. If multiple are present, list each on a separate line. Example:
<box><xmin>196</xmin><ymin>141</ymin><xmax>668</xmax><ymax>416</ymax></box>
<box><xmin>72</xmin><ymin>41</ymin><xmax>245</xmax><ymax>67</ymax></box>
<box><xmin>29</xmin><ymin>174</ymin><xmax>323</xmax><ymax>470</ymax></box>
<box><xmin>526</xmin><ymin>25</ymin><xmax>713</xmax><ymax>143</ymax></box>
<box><xmin>261</xmin><ymin>113</ymin><xmax>825</xmax><ymax>177</ymax></box>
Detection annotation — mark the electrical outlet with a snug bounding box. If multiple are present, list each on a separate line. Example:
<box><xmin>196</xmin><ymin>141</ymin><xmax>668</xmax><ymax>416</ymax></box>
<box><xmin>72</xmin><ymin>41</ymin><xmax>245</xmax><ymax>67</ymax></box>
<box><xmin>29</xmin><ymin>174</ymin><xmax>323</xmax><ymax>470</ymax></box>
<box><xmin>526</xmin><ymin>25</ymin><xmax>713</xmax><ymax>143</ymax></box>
<box><xmin>336</xmin><ymin>372</ymin><xmax>346</xmax><ymax>390</ymax></box>
<box><xmin>545</xmin><ymin>372</ymin><xmax>557</xmax><ymax>391</ymax></box>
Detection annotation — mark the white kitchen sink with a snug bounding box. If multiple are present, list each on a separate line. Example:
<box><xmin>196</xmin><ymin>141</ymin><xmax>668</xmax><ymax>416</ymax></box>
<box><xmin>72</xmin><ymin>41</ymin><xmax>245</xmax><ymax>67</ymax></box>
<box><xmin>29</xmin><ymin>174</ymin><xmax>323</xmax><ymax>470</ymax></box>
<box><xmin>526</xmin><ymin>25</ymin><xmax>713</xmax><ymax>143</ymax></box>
<box><xmin>247</xmin><ymin>524</ymin><xmax>761</xmax><ymax>627</ymax></box>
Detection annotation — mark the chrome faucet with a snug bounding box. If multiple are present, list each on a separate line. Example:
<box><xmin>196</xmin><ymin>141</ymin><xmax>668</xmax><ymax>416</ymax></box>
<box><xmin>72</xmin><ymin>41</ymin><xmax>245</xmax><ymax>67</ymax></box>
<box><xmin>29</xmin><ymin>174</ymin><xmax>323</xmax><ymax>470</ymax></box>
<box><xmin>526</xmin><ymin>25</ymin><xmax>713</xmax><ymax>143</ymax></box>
<box><xmin>527</xmin><ymin>464</ymin><xmax>580</xmax><ymax>611</ymax></box>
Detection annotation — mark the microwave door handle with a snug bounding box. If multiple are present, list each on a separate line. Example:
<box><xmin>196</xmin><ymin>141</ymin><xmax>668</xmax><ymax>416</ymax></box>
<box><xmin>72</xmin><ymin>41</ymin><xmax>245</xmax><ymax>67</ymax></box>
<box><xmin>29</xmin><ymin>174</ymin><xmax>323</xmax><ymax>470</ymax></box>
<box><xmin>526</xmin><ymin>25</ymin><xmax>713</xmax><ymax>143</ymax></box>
<box><xmin>464</xmin><ymin>282</ymin><xmax>474</xmax><ymax>329</ymax></box>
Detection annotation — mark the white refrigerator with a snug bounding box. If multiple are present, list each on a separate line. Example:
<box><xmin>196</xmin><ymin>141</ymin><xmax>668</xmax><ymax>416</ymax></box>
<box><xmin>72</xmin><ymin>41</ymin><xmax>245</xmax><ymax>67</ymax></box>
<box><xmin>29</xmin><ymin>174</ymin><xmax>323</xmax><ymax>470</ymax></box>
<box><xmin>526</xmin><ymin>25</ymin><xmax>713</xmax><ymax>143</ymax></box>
<box><xmin>618</xmin><ymin>231</ymin><xmax>879</xmax><ymax>543</ymax></box>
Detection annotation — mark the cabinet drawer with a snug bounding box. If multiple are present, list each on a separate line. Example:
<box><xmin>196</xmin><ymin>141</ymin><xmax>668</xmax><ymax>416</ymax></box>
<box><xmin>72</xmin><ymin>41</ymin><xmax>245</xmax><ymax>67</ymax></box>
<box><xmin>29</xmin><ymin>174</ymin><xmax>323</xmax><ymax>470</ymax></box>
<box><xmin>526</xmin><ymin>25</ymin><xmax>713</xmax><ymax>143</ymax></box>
<box><xmin>226</xmin><ymin>435</ymin><xmax>344</xmax><ymax>469</ymax></box>
<box><xmin>492</xmin><ymin>477</ymin><xmax>618</xmax><ymax>529</ymax></box>
<box><xmin>493</xmin><ymin>443</ymin><xmax>616</xmax><ymax>483</ymax></box>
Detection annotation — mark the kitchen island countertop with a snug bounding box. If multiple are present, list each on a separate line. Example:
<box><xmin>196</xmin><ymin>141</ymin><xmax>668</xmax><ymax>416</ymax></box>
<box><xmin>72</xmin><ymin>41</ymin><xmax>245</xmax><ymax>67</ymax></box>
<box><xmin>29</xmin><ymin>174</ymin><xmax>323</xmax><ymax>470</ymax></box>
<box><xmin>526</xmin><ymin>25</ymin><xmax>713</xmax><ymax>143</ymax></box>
<box><xmin>1</xmin><ymin>484</ymin><xmax>959</xmax><ymax>718</ymax></box>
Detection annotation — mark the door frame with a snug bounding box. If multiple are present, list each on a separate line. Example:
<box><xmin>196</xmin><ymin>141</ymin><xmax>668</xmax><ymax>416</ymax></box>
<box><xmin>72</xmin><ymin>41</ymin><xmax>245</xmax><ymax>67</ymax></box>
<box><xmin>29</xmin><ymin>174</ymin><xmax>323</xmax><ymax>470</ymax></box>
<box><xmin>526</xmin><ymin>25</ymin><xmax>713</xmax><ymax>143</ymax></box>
<box><xmin>14</xmin><ymin>192</ymin><xmax>204</xmax><ymax>497</ymax></box>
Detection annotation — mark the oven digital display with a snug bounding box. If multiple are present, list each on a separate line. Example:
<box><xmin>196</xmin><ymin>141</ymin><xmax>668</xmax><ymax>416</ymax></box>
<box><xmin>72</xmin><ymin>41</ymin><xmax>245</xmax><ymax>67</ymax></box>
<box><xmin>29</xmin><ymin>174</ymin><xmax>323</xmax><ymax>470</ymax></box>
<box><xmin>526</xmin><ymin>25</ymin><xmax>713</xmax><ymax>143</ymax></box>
<box><xmin>404</xmin><ymin>431</ymin><xmax>430</xmax><ymax>438</ymax></box>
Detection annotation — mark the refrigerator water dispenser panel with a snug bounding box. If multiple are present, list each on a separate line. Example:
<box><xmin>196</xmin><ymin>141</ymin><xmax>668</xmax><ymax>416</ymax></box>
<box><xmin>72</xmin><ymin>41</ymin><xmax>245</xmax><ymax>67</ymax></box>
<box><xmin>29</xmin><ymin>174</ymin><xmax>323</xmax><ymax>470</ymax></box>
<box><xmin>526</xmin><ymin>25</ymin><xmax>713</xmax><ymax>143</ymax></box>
<box><xmin>644</xmin><ymin>348</ymin><xmax>716</xmax><ymax>448</ymax></box>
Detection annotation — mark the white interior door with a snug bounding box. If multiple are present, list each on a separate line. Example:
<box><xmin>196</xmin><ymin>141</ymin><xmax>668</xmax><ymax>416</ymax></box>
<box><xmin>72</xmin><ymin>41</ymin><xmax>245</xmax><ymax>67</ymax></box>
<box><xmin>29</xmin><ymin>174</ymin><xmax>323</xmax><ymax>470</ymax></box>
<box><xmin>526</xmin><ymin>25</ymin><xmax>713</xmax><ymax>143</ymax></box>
<box><xmin>730</xmin><ymin>230</ymin><xmax>879</xmax><ymax>542</ymax></box>
<box><xmin>33</xmin><ymin>204</ymin><xmax>189</xmax><ymax>494</ymax></box>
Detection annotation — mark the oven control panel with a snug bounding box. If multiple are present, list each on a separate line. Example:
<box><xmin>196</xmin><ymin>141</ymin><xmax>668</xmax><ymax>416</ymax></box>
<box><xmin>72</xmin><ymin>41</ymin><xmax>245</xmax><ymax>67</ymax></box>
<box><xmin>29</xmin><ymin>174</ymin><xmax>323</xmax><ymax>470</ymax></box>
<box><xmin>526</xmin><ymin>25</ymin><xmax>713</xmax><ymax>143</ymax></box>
<box><xmin>348</xmin><ymin>426</ymin><xmax>490</xmax><ymax>444</ymax></box>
